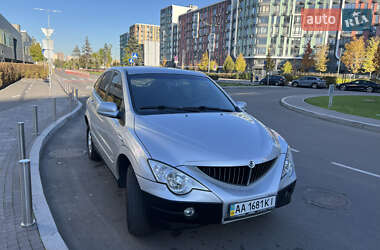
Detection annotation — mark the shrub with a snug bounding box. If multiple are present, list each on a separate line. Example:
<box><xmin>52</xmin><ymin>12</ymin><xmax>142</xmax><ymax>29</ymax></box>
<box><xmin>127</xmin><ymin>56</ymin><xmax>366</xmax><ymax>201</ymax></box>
<box><xmin>323</xmin><ymin>76</ymin><xmax>337</xmax><ymax>86</ymax></box>
<box><xmin>283</xmin><ymin>74</ymin><xmax>295</xmax><ymax>82</ymax></box>
<box><xmin>0</xmin><ymin>63</ymin><xmax>47</xmax><ymax>89</ymax></box>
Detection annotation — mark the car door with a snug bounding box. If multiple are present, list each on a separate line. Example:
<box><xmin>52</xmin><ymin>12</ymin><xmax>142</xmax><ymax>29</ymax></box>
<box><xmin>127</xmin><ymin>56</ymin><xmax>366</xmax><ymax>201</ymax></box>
<box><xmin>347</xmin><ymin>80</ymin><xmax>360</xmax><ymax>90</ymax></box>
<box><xmin>92</xmin><ymin>71</ymin><xmax>114</xmax><ymax>163</ymax></box>
<box><xmin>99</xmin><ymin>70</ymin><xmax>125</xmax><ymax>172</ymax></box>
<box><xmin>87</xmin><ymin>73</ymin><xmax>105</xmax><ymax>151</ymax></box>
<box><xmin>358</xmin><ymin>80</ymin><xmax>368</xmax><ymax>91</ymax></box>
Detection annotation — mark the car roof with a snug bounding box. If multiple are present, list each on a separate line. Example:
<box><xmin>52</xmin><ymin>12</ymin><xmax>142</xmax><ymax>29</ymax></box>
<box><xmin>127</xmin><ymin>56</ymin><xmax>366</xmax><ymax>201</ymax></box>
<box><xmin>109</xmin><ymin>66</ymin><xmax>207</xmax><ymax>77</ymax></box>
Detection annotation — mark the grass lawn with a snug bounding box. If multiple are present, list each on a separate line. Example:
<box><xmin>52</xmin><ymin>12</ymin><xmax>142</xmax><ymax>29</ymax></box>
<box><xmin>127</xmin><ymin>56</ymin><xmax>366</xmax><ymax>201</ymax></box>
<box><xmin>305</xmin><ymin>95</ymin><xmax>380</xmax><ymax>120</ymax></box>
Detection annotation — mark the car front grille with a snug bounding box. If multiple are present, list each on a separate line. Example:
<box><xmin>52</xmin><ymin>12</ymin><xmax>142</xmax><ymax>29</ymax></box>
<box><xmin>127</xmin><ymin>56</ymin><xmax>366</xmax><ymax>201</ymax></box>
<box><xmin>198</xmin><ymin>158</ymin><xmax>277</xmax><ymax>186</ymax></box>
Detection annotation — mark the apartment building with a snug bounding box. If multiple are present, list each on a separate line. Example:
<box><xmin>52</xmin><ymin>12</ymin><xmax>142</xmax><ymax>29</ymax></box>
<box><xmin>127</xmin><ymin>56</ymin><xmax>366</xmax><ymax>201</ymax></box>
<box><xmin>120</xmin><ymin>32</ymin><xmax>129</xmax><ymax>63</ymax></box>
<box><xmin>129</xmin><ymin>23</ymin><xmax>160</xmax><ymax>44</ymax></box>
<box><xmin>172</xmin><ymin>0</ymin><xmax>380</xmax><ymax>72</ymax></box>
<box><xmin>160</xmin><ymin>4</ymin><xmax>198</xmax><ymax>65</ymax></box>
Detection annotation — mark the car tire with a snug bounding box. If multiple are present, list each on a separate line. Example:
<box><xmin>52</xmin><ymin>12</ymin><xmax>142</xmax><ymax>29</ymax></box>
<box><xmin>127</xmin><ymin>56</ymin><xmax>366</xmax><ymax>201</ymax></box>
<box><xmin>367</xmin><ymin>87</ymin><xmax>373</xmax><ymax>93</ymax></box>
<box><xmin>126</xmin><ymin>167</ymin><xmax>151</xmax><ymax>236</ymax></box>
<box><xmin>293</xmin><ymin>82</ymin><xmax>298</xmax><ymax>87</ymax></box>
<box><xmin>340</xmin><ymin>85</ymin><xmax>346</xmax><ymax>91</ymax></box>
<box><xmin>275</xmin><ymin>81</ymin><xmax>279</xmax><ymax>86</ymax></box>
<box><xmin>312</xmin><ymin>83</ymin><xmax>318</xmax><ymax>89</ymax></box>
<box><xmin>87</xmin><ymin>128</ymin><xmax>101</xmax><ymax>161</ymax></box>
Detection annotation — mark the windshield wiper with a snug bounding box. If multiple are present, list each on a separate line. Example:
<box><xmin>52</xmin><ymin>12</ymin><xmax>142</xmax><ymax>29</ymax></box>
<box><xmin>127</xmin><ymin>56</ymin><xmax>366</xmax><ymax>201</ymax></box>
<box><xmin>182</xmin><ymin>106</ymin><xmax>235</xmax><ymax>112</ymax></box>
<box><xmin>139</xmin><ymin>105</ymin><xmax>198</xmax><ymax>112</ymax></box>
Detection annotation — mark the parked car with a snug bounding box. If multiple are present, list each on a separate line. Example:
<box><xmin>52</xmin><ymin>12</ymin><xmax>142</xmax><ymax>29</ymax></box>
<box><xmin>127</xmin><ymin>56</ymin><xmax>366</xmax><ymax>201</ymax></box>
<box><xmin>85</xmin><ymin>67</ymin><xmax>296</xmax><ymax>236</ymax></box>
<box><xmin>259</xmin><ymin>75</ymin><xmax>286</xmax><ymax>86</ymax></box>
<box><xmin>338</xmin><ymin>80</ymin><xmax>380</xmax><ymax>93</ymax></box>
<box><xmin>291</xmin><ymin>76</ymin><xmax>327</xmax><ymax>88</ymax></box>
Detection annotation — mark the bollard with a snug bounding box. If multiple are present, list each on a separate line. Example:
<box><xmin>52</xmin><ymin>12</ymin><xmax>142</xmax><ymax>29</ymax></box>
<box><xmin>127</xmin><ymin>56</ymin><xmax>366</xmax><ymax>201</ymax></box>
<box><xmin>19</xmin><ymin>159</ymin><xmax>35</xmax><ymax>227</ymax></box>
<box><xmin>53</xmin><ymin>98</ymin><xmax>57</xmax><ymax>121</ymax></box>
<box><xmin>17</xmin><ymin>122</ymin><xmax>26</xmax><ymax>160</ymax></box>
<box><xmin>75</xmin><ymin>89</ymin><xmax>79</xmax><ymax>101</ymax></box>
<box><xmin>32</xmin><ymin>105</ymin><xmax>39</xmax><ymax>136</ymax></box>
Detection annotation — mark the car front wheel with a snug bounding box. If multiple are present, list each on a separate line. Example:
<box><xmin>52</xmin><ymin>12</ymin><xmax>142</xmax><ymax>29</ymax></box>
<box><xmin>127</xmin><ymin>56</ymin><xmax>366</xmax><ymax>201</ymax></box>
<box><xmin>312</xmin><ymin>83</ymin><xmax>318</xmax><ymax>89</ymax></box>
<box><xmin>293</xmin><ymin>82</ymin><xmax>298</xmax><ymax>87</ymax></box>
<box><xmin>340</xmin><ymin>85</ymin><xmax>347</xmax><ymax>91</ymax></box>
<box><xmin>87</xmin><ymin>128</ymin><xmax>101</xmax><ymax>161</ymax></box>
<box><xmin>126</xmin><ymin>167</ymin><xmax>151</xmax><ymax>236</ymax></box>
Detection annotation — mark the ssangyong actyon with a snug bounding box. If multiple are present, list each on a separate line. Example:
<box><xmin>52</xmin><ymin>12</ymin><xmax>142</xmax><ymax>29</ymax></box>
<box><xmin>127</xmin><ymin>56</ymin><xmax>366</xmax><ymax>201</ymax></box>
<box><xmin>85</xmin><ymin>67</ymin><xmax>296</xmax><ymax>236</ymax></box>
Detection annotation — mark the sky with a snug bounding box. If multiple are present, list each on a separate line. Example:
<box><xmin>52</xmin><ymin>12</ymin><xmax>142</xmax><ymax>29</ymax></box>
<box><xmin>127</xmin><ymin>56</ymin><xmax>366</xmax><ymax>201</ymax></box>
<box><xmin>2</xmin><ymin>0</ymin><xmax>217</xmax><ymax>60</ymax></box>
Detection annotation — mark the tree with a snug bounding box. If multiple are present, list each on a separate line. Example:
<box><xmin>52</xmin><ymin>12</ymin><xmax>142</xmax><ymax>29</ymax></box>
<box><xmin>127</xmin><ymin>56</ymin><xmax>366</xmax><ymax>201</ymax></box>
<box><xmin>375</xmin><ymin>45</ymin><xmax>380</xmax><ymax>76</ymax></box>
<box><xmin>314</xmin><ymin>44</ymin><xmax>329</xmax><ymax>74</ymax></box>
<box><xmin>210</xmin><ymin>60</ymin><xmax>218</xmax><ymax>71</ymax></box>
<box><xmin>161</xmin><ymin>57</ymin><xmax>167</xmax><ymax>67</ymax></box>
<box><xmin>362</xmin><ymin>37</ymin><xmax>380</xmax><ymax>78</ymax></box>
<box><xmin>235</xmin><ymin>53</ymin><xmax>247</xmax><ymax>73</ymax></box>
<box><xmin>29</xmin><ymin>42</ymin><xmax>44</xmax><ymax>62</ymax></box>
<box><xmin>123</xmin><ymin>36</ymin><xmax>143</xmax><ymax>65</ymax></box>
<box><xmin>301</xmin><ymin>41</ymin><xmax>314</xmax><ymax>72</ymax></box>
<box><xmin>198</xmin><ymin>51</ymin><xmax>209</xmax><ymax>71</ymax></box>
<box><xmin>265</xmin><ymin>50</ymin><xmax>275</xmax><ymax>73</ymax></box>
<box><xmin>341</xmin><ymin>36</ymin><xmax>366</xmax><ymax>76</ymax></box>
<box><xmin>81</xmin><ymin>36</ymin><xmax>92</xmax><ymax>69</ymax></box>
<box><xmin>72</xmin><ymin>45</ymin><xmax>81</xmax><ymax>58</ymax></box>
<box><xmin>223</xmin><ymin>55</ymin><xmax>235</xmax><ymax>73</ymax></box>
<box><xmin>282</xmin><ymin>61</ymin><xmax>293</xmax><ymax>74</ymax></box>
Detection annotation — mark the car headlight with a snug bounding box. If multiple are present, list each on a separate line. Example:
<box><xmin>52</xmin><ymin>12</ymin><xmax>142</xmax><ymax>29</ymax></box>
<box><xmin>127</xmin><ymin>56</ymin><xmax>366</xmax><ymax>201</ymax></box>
<box><xmin>148</xmin><ymin>160</ymin><xmax>208</xmax><ymax>195</ymax></box>
<box><xmin>282</xmin><ymin>147</ymin><xmax>294</xmax><ymax>179</ymax></box>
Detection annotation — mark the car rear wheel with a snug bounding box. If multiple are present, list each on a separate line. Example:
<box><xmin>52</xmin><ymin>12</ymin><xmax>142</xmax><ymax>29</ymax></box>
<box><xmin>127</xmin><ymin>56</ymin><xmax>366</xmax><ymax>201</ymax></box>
<box><xmin>87</xmin><ymin>128</ymin><xmax>101</xmax><ymax>161</ymax></box>
<box><xmin>126</xmin><ymin>167</ymin><xmax>151</xmax><ymax>236</ymax></box>
<box><xmin>312</xmin><ymin>83</ymin><xmax>318</xmax><ymax>89</ymax></box>
<box><xmin>275</xmin><ymin>81</ymin><xmax>279</xmax><ymax>86</ymax></box>
<box><xmin>340</xmin><ymin>85</ymin><xmax>347</xmax><ymax>91</ymax></box>
<box><xmin>367</xmin><ymin>87</ymin><xmax>373</xmax><ymax>93</ymax></box>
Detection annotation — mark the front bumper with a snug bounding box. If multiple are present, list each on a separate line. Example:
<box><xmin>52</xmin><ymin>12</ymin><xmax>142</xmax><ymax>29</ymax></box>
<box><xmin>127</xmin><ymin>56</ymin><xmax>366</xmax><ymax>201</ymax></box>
<box><xmin>143</xmin><ymin>180</ymin><xmax>296</xmax><ymax>225</ymax></box>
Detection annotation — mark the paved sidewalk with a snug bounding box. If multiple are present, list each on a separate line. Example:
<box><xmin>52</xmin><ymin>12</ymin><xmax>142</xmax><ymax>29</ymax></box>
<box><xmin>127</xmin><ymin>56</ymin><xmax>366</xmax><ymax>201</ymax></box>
<box><xmin>0</xmin><ymin>77</ymin><xmax>73</xmax><ymax>249</ymax></box>
<box><xmin>281</xmin><ymin>92</ymin><xmax>380</xmax><ymax>133</ymax></box>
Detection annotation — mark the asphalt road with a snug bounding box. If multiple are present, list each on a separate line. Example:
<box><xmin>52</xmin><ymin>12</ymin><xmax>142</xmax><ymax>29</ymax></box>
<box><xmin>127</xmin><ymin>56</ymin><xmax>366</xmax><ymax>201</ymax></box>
<box><xmin>40</xmin><ymin>78</ymin><xmax>380</xmax><ymax>250</ymax></box>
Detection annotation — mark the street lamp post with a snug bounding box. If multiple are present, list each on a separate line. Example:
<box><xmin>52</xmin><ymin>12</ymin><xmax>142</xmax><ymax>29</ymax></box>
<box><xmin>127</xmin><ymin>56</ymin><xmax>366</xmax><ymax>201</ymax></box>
<box><xmin>204</xmin><ymin>21</ymin><xmax>220</xmax><ymax>73</ymax></box>
<box><xmin>34</xmin><ymin>8</ymin><xmax>61</xmax><ymax>90</ymax></box>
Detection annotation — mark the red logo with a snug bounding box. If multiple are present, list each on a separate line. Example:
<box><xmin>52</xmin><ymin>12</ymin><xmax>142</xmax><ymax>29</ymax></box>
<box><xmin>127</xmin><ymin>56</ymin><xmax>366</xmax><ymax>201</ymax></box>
<box><xmin>301</xmin><ymin>9</ymin><xmax>341</xmax><ymax>31</ymax></box>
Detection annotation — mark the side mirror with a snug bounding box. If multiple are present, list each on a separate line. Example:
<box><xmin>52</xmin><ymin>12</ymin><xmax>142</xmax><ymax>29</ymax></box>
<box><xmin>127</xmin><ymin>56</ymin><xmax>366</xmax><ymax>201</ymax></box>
<box><xmin>236</xmin><ymin>101</ymin><xmax>247</xmax><ymax>112</ymax></box>
<box><xmin>97</xmin><ymin>102</ymin><xmax>120</xmax><ymax>118</ymax></box>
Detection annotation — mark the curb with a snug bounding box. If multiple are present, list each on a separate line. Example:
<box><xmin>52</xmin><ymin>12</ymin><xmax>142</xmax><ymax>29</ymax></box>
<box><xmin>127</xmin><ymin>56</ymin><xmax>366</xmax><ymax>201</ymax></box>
<box><xmin>280</xmin><ymin>95</ymin><xmax>380</xmax><ymax>133</ymax></box>
<box><xmin>30</xmin><ymin>101</ymin><xmax>82</xmax><ymax>250</ymax></box>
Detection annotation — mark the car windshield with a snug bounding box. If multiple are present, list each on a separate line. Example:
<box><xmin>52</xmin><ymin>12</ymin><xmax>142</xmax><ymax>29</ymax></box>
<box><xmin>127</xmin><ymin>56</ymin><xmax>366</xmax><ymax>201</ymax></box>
<box><xmin>127</xmin><ymin>73</ymin><xmax>236</xmax><ymax>115</ymax></box>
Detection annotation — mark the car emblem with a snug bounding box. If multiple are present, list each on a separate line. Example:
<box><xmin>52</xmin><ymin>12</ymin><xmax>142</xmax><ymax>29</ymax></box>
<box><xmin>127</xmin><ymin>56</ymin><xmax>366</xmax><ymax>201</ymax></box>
<box><xmin>248</xmin><ymin>160</ymin><xmax>255</xmax><ymax>169</ymax></box>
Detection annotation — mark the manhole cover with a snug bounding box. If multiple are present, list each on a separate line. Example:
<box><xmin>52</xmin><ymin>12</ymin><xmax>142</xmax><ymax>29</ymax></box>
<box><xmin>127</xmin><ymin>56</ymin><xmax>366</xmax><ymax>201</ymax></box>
<box><xmin>49</xmin><ymin>148</ymin><xmax>86</xmax><ymax>158</ymax></box>
<box><xmin>303</xmin><ymin>187</ymin><xmax>350</xmax><ymax>210</ymax></box>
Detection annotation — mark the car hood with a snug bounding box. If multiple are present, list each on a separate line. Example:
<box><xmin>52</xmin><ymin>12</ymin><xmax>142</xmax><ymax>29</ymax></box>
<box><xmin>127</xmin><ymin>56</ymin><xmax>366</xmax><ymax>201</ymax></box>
<box><xmin>134</xmin><ymin>112</ymin><xmax>281</xmax><ymax>167</ymax></box>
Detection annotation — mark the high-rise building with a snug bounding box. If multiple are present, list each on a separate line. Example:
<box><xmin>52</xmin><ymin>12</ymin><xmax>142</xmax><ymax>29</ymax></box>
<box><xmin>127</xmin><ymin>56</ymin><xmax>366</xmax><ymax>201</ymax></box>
<box><xmin>129</xmin><ymin>23</ymin><xmax>160</xmax><ymax>44</ymax></box>
<box><xmin>160</xmin><ymin>4</ymin><xmax>198</xmax><ymax>65</ymax></box>
<box><xmin>120</xmin><ymin>32</ymin><xmax>129</xmax><ymax>63</ymax></box>
<box><xmin>173</xmin><ymin>0</ymin><xmax>379</xmax><ymax>72</ymax></box>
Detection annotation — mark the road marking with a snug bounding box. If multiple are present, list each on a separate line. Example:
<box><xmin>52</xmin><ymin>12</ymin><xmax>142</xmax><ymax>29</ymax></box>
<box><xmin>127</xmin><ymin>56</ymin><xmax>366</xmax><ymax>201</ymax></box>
<box><xmin>290</xmin><ymin>147</ymin><xmax>300</xmax><ymax>153</ymax></box>
<box><xmin>331</xmin><ymin>161</ymin><xmax>380</xmax><ymax>179</ymax></box>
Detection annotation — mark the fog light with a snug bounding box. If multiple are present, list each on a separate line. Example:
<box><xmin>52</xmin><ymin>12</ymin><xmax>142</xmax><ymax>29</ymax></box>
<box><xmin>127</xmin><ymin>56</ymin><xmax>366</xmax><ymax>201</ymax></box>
<box><xmin>184</xmin><ymin>207</ymin><xmax>195</xmax><ymax>217</ymax></box>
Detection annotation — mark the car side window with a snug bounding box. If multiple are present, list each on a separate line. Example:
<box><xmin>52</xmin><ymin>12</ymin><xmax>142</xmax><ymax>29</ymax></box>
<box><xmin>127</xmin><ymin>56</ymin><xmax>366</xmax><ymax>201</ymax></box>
<box><xmin>97</xmin><ymin>71</ymin><xmax>113</xmax><ymax>100</ymax></box>
<box><xmin>108</xmin><ymin>72</ymin><xmax>123</xmax><ymax>110</ymax></box>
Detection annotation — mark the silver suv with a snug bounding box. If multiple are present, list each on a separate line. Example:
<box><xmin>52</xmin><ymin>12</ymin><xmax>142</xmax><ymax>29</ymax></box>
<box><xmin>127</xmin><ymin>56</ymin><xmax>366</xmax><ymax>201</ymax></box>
<box><xmin>292</xmin><ymin>76</ymin><xmax>327</xmax><ymax>88</ymax></box>
<box><xmin>85</xmin><ymin>67</ymin><xmax>296</xmax><ymax>236</ymax></box>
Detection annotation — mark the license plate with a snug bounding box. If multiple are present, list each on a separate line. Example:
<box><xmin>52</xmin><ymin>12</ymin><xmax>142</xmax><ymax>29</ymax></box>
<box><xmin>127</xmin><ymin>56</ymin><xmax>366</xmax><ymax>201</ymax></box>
<box><xmin>229</xmin><ymin>196</ymin><xmax>276</xmax><ymax>217</ymax></box>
